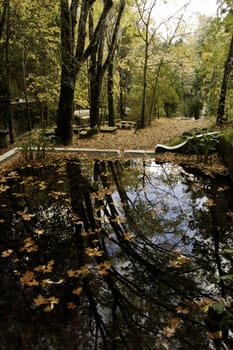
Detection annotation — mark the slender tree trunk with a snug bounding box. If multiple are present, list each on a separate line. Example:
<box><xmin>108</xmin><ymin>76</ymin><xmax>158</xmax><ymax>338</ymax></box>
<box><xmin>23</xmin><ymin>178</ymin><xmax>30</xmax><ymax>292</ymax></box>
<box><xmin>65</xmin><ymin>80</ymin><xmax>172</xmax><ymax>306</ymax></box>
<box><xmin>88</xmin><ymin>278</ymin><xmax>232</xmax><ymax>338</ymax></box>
<box><xmin>88</xmin><ymin>6</ymin><xmax>103</xmax><ymax>128</ymax></box>
<box><xmin>217</xmin><ymin>33</ymin><xmax>233</xmax><ymax>125</ymax></box>
<box><xmin>118</xmin><ymin>69</ymin><xmax>125</xmax><ymax>119</ymax></box>
<box><xmin>0</xmin><ymin>0</ymin><xmax>8</xmax><ymax>40</ymax></box>
<box><xmin>22</xmin><ymin>47</ymin><xmax>32</xmax><ymax>131</ymax></box>
<box><xmin>5</xmin><ymin>0</ymin><xmax>13</xmax><ymax>143</ymax></box>
<box><xmin>108</xmin><ymin>61</ymin><xmax>115</xmax><ymax>126</ymax></box>
<box><xmin>149</xmin><ymin>59</ymin><xmax>163</xmax><ymax>124</ymax></box>
<box><xmin>141</xmin><ymin>38</ymin><xmax>148</xmax><ymax>128</ymax></box>
<box><xmin>0</xmin><ymin>0</ymin><xmax>13</xmax><ymax>143</ymax></box>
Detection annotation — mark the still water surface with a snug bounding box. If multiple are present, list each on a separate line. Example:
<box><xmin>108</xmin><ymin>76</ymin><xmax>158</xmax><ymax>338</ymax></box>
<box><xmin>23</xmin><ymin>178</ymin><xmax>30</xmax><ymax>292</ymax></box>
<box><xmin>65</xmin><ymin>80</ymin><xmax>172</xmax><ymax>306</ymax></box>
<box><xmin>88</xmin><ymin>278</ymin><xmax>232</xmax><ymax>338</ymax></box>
<box><xmin>0</xmin><ymin>158</ymin><xmax>233</xmax><ymax>349</ymax></box>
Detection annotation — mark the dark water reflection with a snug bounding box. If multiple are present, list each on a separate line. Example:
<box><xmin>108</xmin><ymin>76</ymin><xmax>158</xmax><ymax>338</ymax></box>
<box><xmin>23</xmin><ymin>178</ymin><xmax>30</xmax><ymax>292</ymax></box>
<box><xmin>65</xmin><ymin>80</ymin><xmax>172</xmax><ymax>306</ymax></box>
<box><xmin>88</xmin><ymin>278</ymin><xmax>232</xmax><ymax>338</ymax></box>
<box><xmin>0</xmin><ymin>158</ymin><xmax>233</xmax><ymax>349</ymax></box>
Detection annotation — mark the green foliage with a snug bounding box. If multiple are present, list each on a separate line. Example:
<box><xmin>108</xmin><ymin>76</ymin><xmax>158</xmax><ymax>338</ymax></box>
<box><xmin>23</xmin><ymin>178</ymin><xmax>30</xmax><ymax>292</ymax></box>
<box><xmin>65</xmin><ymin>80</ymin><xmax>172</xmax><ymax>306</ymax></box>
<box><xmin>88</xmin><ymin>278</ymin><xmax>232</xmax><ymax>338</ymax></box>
<box><xmin>7</xmin><ymin>0</ymin><xmax>60</xmax><ymax>112</ymax></box>
<box><xmin>187</xmin><ymin>133</ymin><xmax>220</xmax><ymax>163</ymax></box>
<box><xmin>20</xmin><ymin>129</ymin><xmax>57</xmax><ymax>161</ymax></box>
<box><xmin>222</xmin><ymin>128</ymin><xmax>233</xmax><ymax>144</ymax></box>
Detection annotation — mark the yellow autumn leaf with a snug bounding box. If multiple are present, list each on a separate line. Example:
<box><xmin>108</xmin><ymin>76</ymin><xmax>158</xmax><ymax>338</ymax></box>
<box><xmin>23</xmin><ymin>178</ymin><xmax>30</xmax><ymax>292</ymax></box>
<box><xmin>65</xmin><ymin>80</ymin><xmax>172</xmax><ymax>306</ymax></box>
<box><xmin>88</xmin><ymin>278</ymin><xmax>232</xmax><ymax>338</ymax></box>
<box><xmin>34</xmin><ymin>260</ymin><xmax>54</xmax><ymax>273</ymax></box>
<box><xmin>85</xmin><ymin>247</ymin><xmax>103</xmax><ymax>257</ymax></box>
<box><xmin>38</xmin><ymin>181</ymin><xmax>47</xmax><ymax>190</ymax></box>
<box><xmin>162</xmin><ymin>318</ymin><xmax>181</xmax><ymax>338</ymax></box>
<box><xmin>7</xmin><ymin>171</ymin><xmax>19</xmax><ymax>179</ymax></box>
<box><xmin>19</xmin><ymin>237</ymin><xmax>38</xmax><ymax>253</ymax></box>
<box><xmin>34</xmin><ymin>294</ymin><xmax>48</xmax><ymax>306</ymax></box>
<box><xmin>1</xmin><ymin>249</ymin><xmax>13</xmax><ymax>258</ymax></box>
<box><xmin>227</xmin><ymin>211</ymin><xmax>233</xmax><ymax>219</ymax></box>
<box><xmin>123</xmin><ymin>232</ymin><xmax>134</xmax><ymax>241</ymax></box>
<box><xmin>111</xmin><ymin>216</ymin><xmax>125</xmax><ymax>224</ymax></box>
<box><xmin>34</xmin><ymin>295</ymin><xmax>59</xmax><ymax>312</ymax></box>
<box><xmin>48</xmin><ymin>191</ymin><xmax>66</xmax><ymax>199</ymax></box>
<box><xmin>12</xmin><ymin>193</ymin><xmax>24</xmax><ymax>198</ymax></box>
<box><xmin>205</xmin><ymin>198</ymin><xmax>216</xmax><ymax>207</ymax></box>
<box><xmin>176</xmin><ymin>306</ymin><xmax>189</xmax><ymax>315</ymax></box>
<box><xmin>72</xmin><ymin>287</ymin><xmax>83</xmax><ymax>295</ymax></box>
<box><xmin>207</xmin><ymin>331</ymin><xmax>222</xmax><ymax>340</ymax></box>
<box><xmin>67</xmin><ymin>265</ymin><xmax>89</xmax><ymax>278</ymax></box>
<box><xmin>17</xmin><ymin>211</ymin><xmax>35</xmax><ymax>221</ymax></box>
<box><xmin>0</xmin><ymin>185</ymin><xmax>10</xmax><ymax>193</ymax></box>
<box><xmin>0</xmin><ymin>219</ymin><xmax>5</xmax><ymax>223</ymax></box>
<box><xmin>57</xmin><ymin>180</ymin><xmax>64</xmax><ymax>184</ymax></box>
<box><xmin>192</xmin><ymin>298</ymin><xmax>215</xmax><ymax>312</ymax></box>
<box><xmin>170</xmin><ymin>254</ymin><xmax>190</xmax><ymax>268</ymax></box>
<box><xmin>34</xmin><ymin>228</ymin><xmax>45</xmax><ymax>236</ymax></box>
<box><xmin>20</xmin><ymin>271</ymin><xmax>39</xmax><ymax>286</ymax></box>
<box><xmin>81</xmin><ymin>230</ymin><xmax>96</xmax><ymax>237</ymax></box>
<box><xmin>96</xmin><ymin>261</ymin><xmax>111</xmax><ymax>276</ymax></box>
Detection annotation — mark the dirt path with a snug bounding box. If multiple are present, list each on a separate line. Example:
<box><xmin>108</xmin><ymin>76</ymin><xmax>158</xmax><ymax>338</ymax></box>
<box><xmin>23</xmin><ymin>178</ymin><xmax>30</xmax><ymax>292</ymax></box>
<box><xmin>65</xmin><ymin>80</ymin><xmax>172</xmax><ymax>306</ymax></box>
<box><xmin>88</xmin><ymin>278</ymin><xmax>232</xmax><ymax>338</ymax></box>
<box><xmin>73</xmin><ymin>117</ymin><xmax>215</xmax><ymax>151</ymax></box>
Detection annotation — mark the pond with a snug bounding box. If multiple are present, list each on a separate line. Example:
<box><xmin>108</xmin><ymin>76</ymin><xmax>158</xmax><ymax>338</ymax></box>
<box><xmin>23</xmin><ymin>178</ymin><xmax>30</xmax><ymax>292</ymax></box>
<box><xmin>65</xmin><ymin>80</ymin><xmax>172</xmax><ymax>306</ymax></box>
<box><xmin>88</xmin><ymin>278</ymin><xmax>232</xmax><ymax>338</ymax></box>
<box><xmin>0</xmin><ymin>157</ymin><xmax>233</xmax><ymax>350</ymax></box>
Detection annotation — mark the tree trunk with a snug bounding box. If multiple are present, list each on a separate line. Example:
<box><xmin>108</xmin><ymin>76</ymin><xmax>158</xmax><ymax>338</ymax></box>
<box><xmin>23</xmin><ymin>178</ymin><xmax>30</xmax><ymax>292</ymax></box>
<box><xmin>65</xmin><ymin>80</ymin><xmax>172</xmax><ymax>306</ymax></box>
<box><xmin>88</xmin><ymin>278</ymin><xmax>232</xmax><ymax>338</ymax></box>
<box><xmin>56</xmin><ymin>71</ymin><xmax>76</xmax><ymax>145</ymax></box>
<box><xmin>217</xmin><ymin>33</ymin><xmax>233</xmax><ymax>125</ymax></box>
<box><xmin>5</xmin><ymin>0</ymin><xmax>13</xmax><ymax>143</ymax></box>
<box><xmin>108</xmin><ymin>61</ymin><xmax>115</xmax><ymax>126</ymax></box>
<box><xmin>88</xmin><ymin>0</ymin><xmax>125</xmax><ymax>128</ymax></box>
<box><xmin>0</xmin><ymin>0</ymin><xmax>13</xmax><ymax>143</ymax></box>
<box><xmin>56</xmin><ymin>0</ymin><xmax>113</xmax><ymax>145</ymax></box>
<box><xmin>141</xmin><ymin>42</ymin><xmax>148</xmax><ymax>128</ymax></box>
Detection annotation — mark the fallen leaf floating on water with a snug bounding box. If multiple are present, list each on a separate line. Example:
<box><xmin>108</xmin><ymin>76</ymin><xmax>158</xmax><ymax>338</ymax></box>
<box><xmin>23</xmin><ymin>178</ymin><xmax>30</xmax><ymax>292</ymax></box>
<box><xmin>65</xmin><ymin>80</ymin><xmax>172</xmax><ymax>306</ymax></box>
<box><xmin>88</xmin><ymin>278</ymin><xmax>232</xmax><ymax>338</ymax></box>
<box><xmin>207</xmin><ymin>331</ymin><xmax>223</xmax><ymax>340</ymax></box>
<box><xmin>123</xmin><ymin>232</ymin><xmax>134</xmax><ymax>241</ymax></box>
<box><xmin>17</xmin><ymin>211</ymin><xmax>35</xmax><ymax>221</ymax></box>
<box><xmin>170</xmin><ymin>254</ymin><xmax>190</xmax><ymax>268</ymax></box>
<box><xmin>34</xmin><ymin>260</ymin><xmax>54</xmax><ymax>273</ymax></box>
<box><xmin>6</xmin><ymin>171</ymin><xmax>19</xmax><ymax>179</ymax></box>
<box><xmin>191</xmin><ymin>298</ymin><xmax>215</xmax><ymax>312</ymax></box>
<box><xmin>0</xmin><ymin>185</ymin><xmax>10</xmax><ymax>193</ymax></box>
<box><xmin>67</xmin><ymin>265</ymin><xmax>89</xmax><ymax>278</ymax></box>
<box><xmin>96</xmin><ymin>261</ymin><xmax>111</xmax><ymax>276</ymax></box>
<box><xmin>72</xmin><ymin>287</ymin><xmax>83</xmax><ymax>295</ymax></box>
<box><xmin>20</xmin><ymin>271</ymin><xmax>39</xmax><ymax>286</ymax></box>
<box><xmin>217</xmin><ymin>186</ymin><xmax>229</xmax><ymax>192</ymax></box>
<box><xmin>163</xmin><ymin>317</ymin><xmax>181</xmax><ymax>338</ymax></box>
<box><xmin>205</xmin><ymin>198</ymin><xmax>216</xmax><ymax>207</ymax></box>
<box><xmin>85</xmin><ymin>247</ymin><xmax>104</xmax><ymax>257</ymax></box>
<box><xmin>1</xmin><ymin>249</ymin><xmax>13</xmax><ymax>258</ymax></box>
<box><xmin>19</xmin><ymin>237</ymin><xmax>38</xmax><ymax>253</ymax></box>
<box><xmin>48</xmin><ymin>191</ymin><xmax>66</xmax><ymax>199</ymax></box>
<box><xmin>176</xmin><ymin>306</ymin><xmax>189</xmax><ymax>315</ymax></box>
<box><xmin>34</xmin><ymin>294</ymin><xmax>59</xmax><ymax>312</ymax></box>
<box><xmin>227</xmin><ymin>211</ymin><xmax>233</xmax><ymax>219</ymax></box>
<box><xmin>20</xmin><ymin>176</ymin><xmax>34</xmax><ymax>185</ymax></box>
<box><xmin>38</xmin><ymin>181</ymin><xmax>47</xmax><ymax>190</ymax></box>
<box><xmin>34</xmin><ymin>228</ymin><xmax>45</xmax><ymax>235</ymax></box>
<box><xmin>111</xmin><ymin>216</ymin><xmax>125</xmax><ymax>224</ymax></box>
<box><xmin>12</xmin><ymin>192</ymin><xmax>24</xmax><ymax>198</ymax></box>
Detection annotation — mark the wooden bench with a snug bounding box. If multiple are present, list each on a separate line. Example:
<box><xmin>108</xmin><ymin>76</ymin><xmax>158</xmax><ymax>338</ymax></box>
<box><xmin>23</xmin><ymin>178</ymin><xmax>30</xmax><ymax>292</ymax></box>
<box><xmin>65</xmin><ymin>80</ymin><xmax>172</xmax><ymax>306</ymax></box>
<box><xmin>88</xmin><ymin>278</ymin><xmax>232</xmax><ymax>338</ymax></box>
<box><xmin>116</xmin><ymin>121</ymin><xmax>136</xmax><ymax>129</ymax></box>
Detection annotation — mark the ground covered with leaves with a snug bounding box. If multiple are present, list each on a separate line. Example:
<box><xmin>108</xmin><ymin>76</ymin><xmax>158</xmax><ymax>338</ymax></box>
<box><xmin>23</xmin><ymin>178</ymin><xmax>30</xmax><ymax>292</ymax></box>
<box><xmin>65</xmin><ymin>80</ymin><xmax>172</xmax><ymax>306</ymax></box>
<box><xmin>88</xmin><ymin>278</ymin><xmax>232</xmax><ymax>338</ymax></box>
<box><xmin>74</xmin><ymin>117</ymin><xmax>215</xmax><ymax>150</ymax></box>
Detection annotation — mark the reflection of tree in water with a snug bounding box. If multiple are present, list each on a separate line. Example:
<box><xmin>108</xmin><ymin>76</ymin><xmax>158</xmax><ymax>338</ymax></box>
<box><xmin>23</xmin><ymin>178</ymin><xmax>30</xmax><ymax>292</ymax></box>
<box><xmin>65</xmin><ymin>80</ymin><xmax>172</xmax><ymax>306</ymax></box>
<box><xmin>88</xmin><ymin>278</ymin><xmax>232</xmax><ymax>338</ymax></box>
<box><xmin>1</xmin><ymin>159</ymin><xmax>233</xmax><ymax>349</ymax></box>
<box><xmin>65</xmin><ymin>159</ymin><xmax>218</xmax><ymax>349</ymax></box>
